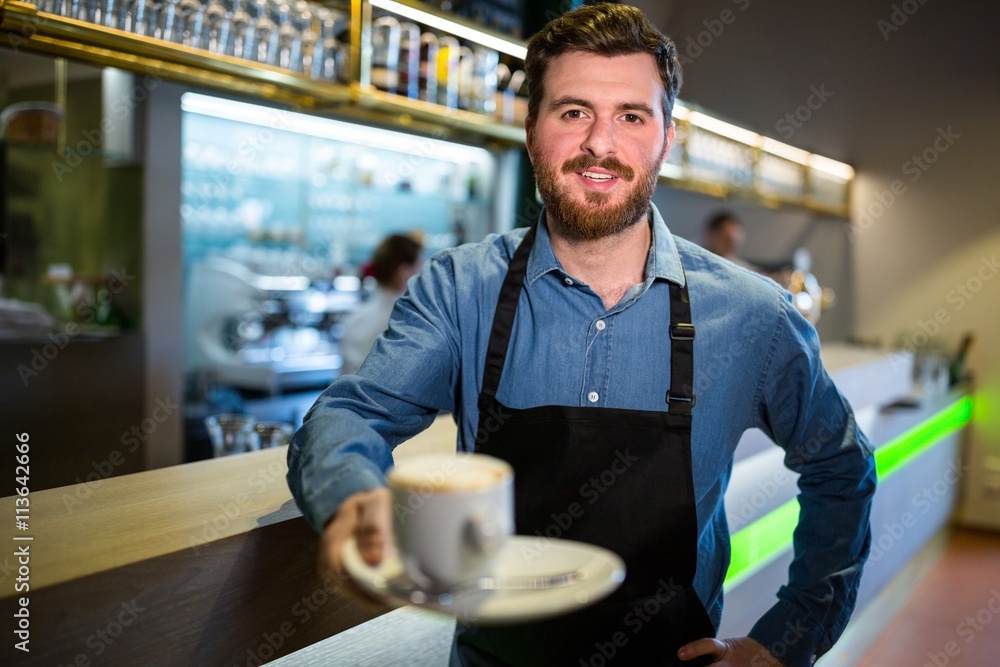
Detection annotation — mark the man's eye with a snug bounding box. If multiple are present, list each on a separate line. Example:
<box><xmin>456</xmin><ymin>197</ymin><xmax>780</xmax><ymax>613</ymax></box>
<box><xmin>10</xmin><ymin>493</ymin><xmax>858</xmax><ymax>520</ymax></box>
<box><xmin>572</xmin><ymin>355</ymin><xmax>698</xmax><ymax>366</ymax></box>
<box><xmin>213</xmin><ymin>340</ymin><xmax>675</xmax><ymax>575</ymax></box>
<box><xmin>565</xmin><ymin>109</ymin><xmax>584</xmax><ymax>119</ymax></box>
<box><xmin>624</xmin><ymin>113</ymin><xmax>642</xmax><ymax>123</ymax></box>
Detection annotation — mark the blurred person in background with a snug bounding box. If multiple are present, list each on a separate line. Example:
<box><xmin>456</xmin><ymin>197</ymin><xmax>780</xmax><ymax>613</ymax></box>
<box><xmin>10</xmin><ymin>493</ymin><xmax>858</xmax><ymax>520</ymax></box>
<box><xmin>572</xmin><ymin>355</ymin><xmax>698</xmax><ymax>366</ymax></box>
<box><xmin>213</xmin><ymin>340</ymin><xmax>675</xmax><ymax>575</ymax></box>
<box><xmin>700</xmin><ymin>210</ymin><xmax>757</xmax><ymax>271</ymax></box>
<box><xmin>339</xmin><ymin>233</ymin><xmax>422</xmax><ymax>375</ymax></box>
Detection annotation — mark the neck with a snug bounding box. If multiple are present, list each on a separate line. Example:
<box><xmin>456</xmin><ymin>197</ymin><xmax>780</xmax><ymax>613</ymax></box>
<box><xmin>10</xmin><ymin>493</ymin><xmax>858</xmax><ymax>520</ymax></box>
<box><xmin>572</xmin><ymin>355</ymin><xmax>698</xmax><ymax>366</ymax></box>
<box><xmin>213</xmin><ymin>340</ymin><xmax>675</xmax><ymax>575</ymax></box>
<box><xmin>547</xmin><ymin>213</ymin><xmax>652</xmax><ymax>310</ymax></box>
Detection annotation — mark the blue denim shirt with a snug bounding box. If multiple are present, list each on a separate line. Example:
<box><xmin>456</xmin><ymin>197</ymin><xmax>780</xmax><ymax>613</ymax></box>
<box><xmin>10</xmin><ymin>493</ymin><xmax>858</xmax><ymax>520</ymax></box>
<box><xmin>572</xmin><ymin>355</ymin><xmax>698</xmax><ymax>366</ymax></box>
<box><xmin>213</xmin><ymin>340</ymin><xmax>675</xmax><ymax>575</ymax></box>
<box><xmin>287</xmin><ymin>205</ymin><xmax>876</xmax><ymax>667</ymax></box>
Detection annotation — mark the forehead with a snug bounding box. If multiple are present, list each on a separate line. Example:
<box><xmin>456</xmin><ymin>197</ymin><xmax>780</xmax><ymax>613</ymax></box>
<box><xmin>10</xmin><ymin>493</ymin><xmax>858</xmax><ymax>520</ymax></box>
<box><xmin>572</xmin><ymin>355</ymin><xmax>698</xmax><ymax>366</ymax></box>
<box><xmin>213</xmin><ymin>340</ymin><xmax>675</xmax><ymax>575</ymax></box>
<box><xmin>541</xmin><ymin>51</ymin><xmax>665</xmax><ymax>109</ymax></box>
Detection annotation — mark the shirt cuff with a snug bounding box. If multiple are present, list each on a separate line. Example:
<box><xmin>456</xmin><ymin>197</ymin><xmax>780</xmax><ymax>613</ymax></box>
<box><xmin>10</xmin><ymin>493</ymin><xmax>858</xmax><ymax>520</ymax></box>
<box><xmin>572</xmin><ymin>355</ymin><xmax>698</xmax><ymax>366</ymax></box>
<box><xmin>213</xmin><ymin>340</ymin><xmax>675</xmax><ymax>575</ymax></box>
<box><xmin>296</xmin><ymin>453</ymin><xmax>387</xmax><ymax>532</ymax></box>
<box><xmin>747</xmin><ymin>599</ymin><xmax>827</xmax><ymax>667</ymax></box>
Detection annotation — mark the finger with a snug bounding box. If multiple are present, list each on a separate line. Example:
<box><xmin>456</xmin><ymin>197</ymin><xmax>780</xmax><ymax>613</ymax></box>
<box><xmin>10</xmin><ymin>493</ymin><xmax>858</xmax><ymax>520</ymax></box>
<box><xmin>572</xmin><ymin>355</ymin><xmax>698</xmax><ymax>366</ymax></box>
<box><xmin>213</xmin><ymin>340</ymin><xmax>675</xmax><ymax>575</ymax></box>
<box><xmin>319</xmin><ymin>491</ymin><xmax>370</xmax><ymax>576</ymax></box>
<box><xmin>356</xmin><ymin>488</ymin><xmax>393</xmax><ymax>565</ymax></box>
<box><xmin>316</xmin><ymin>500</ymin><xmax>392</xmax><ymax>612</ymax></box>
<box><xmin>320</xmin><ymin>508</ymin><xmax>354</xmax><ymax>577</ymax></box>
<box><xmin>678</xmin><ymin>637</ymin><xmax>726</xmax><ymax>661</ymax></box>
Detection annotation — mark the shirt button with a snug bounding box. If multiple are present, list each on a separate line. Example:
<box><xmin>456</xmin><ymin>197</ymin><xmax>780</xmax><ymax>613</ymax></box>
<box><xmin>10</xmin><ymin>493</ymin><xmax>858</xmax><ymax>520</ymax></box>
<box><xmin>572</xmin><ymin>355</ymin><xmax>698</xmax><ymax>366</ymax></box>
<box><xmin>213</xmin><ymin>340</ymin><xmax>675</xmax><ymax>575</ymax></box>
<box><xmin>587</xmin><ymin>391</ymin><xmax>599</xmax><ymax>403</ymax></box>
<box><xmin>564</xmin><ymin>277</ymin><xmax>573</xmax><ymax>286</ymax></box>
<box><xmin>595</xmin><ymin>320</ymin><xmax>606</xmax><ymax>331</ymax></box>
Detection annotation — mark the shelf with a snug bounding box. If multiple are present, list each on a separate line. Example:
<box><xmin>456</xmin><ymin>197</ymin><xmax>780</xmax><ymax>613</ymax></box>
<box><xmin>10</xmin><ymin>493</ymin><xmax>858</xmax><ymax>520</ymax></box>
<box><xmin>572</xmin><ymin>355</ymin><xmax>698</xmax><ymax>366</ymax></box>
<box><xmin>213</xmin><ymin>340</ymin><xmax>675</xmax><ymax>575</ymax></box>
<box><xmin>351</xmin><ymin>85</ymin><xmax>526</xmax><ymax>144</ymax></box>
<box><xmin>660</xmin><ymin>172</ymin><xmax>851</xmax><ymax>219</ymax></box>
<box><xmin>0</xmin><ymin>0</ymin><xmax>353</xmax><ymax>108</ymax></box>
<box><xmin>0</xmin><ymin>0</ymin><xmax>853</xmax><ymax>216</ymax></box>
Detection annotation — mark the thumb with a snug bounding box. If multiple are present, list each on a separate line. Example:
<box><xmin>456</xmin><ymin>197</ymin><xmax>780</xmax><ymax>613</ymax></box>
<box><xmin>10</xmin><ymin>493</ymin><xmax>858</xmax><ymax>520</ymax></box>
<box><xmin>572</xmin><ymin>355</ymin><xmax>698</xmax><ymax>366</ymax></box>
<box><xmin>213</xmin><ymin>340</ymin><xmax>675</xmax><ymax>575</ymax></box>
<box><xmin>678</xmin><ymin>637</ymin><xmax>728</xmax><ymax>661</ymax></box>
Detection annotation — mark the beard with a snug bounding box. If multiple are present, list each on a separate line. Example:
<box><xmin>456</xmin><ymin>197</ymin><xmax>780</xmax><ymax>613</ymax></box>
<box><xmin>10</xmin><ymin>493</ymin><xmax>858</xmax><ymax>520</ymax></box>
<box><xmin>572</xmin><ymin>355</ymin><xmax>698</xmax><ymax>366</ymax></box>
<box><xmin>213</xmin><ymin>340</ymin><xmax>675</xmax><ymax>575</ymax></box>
<box><xmin>533</xmin><ymin>147</ymin><xmax>665</xmax><ymax>242</ymax></box>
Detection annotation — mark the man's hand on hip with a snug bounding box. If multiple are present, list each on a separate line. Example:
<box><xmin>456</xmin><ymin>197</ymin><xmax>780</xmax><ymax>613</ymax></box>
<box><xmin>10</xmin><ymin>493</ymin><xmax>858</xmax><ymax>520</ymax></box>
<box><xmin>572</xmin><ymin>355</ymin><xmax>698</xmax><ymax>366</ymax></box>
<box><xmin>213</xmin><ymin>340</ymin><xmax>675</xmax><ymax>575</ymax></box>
<box><xmin>679</xmin><ymin>637</ymin><xmax>783</xmax><ymax>666</ymax></box>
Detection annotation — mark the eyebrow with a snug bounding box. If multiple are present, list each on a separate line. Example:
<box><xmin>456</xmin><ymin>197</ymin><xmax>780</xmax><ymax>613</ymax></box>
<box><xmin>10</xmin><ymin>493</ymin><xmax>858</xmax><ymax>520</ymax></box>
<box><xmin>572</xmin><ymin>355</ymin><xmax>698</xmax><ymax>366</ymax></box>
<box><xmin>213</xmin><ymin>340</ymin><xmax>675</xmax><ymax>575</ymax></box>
<box><xmin>549</xmin><ymin>96</ymin><xmax>656</xmax><ymax>117</ymax></box>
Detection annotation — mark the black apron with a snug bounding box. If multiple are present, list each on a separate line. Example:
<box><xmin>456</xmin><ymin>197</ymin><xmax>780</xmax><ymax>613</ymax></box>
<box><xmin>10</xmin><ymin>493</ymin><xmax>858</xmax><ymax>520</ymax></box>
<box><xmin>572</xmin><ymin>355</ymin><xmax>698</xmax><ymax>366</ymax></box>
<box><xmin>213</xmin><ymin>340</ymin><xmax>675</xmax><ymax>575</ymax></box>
<box><xmin>453</xmin><ymin>224</ymin><xmax>716</xmax><ymax>667</ymax></box>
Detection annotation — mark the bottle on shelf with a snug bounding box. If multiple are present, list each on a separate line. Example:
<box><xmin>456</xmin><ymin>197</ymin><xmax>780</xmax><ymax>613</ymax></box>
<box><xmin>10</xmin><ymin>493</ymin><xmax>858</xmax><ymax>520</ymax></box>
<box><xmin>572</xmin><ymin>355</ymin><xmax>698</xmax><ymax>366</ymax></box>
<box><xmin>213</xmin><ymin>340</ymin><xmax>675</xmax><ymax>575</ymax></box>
<box><xmin>436</xmin><ymin>36</ymin><xmax>461</xmax><ymax>109</ymax></box>
<box><xmin>457</xmin><ymin>45</ymin><xmax>474</xmax><ymax>111</ymax></box>
<box><xmin>398</xmin><ymin>22</ymin><xmax>422</xmax><ymax>100</ymax></box>
<box><xmin>312</xmin><ymin>8</ymin><xmax>345</xmax><ymax>82</ymax></box>
<box><xmin>472</xmin><ymin>46</ymin><xmax>499</xmax><ymax>114</ymax></box>
<box><xmin>371</xmin><ymin>16</ymin><xmax>402</xmax><ymax>94</ymax></box>
<box><xmin>418</xmin><ymin>32</ymin><xmax>440</xmax><ymax>104</ymax></box>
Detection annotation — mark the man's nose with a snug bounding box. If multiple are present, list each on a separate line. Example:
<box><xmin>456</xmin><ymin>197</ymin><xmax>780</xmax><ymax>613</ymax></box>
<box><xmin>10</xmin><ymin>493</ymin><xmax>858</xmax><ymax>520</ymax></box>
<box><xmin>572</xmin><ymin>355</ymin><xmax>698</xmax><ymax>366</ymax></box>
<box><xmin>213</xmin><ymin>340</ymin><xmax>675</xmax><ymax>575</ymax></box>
<box><xmin>581</xmin><ymin>117</ymin><xmax>618</xmax><ymax>157</ymax></box>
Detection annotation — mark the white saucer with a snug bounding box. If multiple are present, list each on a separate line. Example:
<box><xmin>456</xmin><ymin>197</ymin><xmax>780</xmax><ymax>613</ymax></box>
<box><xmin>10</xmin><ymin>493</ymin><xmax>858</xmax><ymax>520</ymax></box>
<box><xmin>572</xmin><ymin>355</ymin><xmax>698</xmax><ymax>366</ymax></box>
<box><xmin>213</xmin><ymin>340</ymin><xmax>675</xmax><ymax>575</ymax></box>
<box><xmin>342</xmin><ymin>536</ymin><xmax>626</xmax><ymax>624</ymax></box>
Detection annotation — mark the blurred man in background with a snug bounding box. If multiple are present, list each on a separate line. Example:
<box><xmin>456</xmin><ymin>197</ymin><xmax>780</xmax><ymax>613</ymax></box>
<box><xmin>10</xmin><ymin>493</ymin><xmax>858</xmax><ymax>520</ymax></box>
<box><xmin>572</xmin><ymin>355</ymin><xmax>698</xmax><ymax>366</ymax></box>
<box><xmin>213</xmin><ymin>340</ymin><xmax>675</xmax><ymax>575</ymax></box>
<box><xmin>700</xmin><ymin>210</ymin><xmax>756</xmax><ymax>270</ymax></box>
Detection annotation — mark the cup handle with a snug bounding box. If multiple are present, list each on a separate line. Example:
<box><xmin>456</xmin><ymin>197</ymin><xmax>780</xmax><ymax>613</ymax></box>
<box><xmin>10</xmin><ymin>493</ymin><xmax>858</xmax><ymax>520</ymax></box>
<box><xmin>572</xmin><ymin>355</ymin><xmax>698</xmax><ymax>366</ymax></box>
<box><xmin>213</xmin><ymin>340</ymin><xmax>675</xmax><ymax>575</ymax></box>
<box><xmin>464</xmin><ymin>512</ymin><xmax>506</xmax><ymax>555</ymax></box>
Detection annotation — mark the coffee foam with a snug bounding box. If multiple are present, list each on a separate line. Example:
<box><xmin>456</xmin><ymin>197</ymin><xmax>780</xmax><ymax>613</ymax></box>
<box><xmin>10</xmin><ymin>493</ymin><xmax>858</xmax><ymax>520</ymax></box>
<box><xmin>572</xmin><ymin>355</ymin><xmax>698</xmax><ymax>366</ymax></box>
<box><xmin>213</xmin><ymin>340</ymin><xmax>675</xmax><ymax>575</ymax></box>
<box><xmin>388</xmin><ymin>454</ymin><xmax>510</xmax><ymax>493</ymax></box>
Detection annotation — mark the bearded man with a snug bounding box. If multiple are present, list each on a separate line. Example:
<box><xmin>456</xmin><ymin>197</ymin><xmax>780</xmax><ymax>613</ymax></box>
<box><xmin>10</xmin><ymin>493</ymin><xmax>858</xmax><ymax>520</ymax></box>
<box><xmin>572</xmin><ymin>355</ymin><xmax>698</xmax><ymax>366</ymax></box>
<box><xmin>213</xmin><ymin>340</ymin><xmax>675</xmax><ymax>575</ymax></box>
<box><xmin>288</xmin><ymin>5</ymin><xmax>876</xmax><ymax>666</ymax></box>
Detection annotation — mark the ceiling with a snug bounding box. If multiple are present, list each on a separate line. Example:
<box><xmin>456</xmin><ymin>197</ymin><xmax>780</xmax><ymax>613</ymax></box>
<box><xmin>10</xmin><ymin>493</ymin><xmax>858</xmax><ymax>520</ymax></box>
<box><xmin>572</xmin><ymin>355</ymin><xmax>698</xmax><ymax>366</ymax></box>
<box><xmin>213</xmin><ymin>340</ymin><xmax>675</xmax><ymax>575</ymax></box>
<box><xmin>634</xmin><ymin>0</ymin><xmax>1000</xmax><ymax>166</ymax></box>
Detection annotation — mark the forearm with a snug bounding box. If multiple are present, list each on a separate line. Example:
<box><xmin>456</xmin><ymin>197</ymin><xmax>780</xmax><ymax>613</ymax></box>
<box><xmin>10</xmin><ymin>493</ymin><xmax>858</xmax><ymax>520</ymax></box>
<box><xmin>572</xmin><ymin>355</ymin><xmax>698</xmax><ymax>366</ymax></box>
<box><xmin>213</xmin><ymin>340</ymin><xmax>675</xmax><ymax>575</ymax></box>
<box><xmin>287</xmin><ymin>376</ymin><xmax>442</xmax><ymax>532</ymax></box>
<box><xmin>747</xmin><ymin>444</ymin><xmax>876</xmax><ymax>666</ymax></box>
<box><xmin>750</xmin><ymin>295</ymin><xmax>878</xmax><ymax>665</ymax></box>
<box><xmin>288</xmin><ymin>252</ymin><xmax>462</xmax><ymax>532</ymax></box>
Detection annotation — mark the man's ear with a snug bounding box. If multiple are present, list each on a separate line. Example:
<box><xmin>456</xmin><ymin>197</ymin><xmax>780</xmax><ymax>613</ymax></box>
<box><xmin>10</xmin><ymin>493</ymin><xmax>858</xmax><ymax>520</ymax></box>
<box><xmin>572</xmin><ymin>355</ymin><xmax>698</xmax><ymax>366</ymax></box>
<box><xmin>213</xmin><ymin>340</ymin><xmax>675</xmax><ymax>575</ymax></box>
<box><xmin>663</xmin><ymin>120</ymin><xmax>676</xmax><ymax>157</ymax></box>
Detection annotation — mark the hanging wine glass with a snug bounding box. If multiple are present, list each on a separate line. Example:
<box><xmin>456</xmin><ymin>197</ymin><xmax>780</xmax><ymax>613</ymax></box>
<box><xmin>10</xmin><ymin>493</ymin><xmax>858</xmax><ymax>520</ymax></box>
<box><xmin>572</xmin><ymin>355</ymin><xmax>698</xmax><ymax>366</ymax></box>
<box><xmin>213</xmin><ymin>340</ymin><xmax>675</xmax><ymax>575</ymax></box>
<box><xmin>250</xmin><ymin>0</ymin><xmax>278</xmax><ymax>66</ymax></box>
<box><xmin>199</xmin><ymin>0</ymin><xmax>230</xmax><ymax>54</ymax></box>
<box><xmin>228</xmin><ymin>0</ymin><xmax>255</xmax><ymax>60</ymax></box>
<box><xmin>296</xmin><ymin>1</ymin><xmax>319</xmax><ymax>76</ymax></box>
<box><xmin>274</xmin><ymin>1</ymin><xmax>301</xmax><ymax>71</ymax></box>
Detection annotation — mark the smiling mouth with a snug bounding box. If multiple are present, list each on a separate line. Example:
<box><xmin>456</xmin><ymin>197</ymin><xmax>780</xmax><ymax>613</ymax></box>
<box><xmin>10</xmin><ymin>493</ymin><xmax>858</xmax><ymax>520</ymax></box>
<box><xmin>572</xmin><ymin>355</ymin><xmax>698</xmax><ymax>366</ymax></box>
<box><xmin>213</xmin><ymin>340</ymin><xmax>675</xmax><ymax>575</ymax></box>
<box><xmin>561</xmin><ymin>155</ymin><xmax>635</xmax><ymax>182</ymax></box>
<box><xmin>580</xmin><ymin>171</ymin><xmax>617</xmax><ymax>182</ymax></box>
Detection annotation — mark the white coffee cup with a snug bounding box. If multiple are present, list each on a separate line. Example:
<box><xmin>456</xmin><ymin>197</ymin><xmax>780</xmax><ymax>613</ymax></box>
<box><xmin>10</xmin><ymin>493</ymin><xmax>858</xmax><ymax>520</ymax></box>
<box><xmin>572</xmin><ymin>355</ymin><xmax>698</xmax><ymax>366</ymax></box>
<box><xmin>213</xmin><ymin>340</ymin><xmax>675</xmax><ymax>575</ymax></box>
<box><xmin>388</xmin><ymin>453</ymin><xmax>514</xmax><ymax>588</ymax></box>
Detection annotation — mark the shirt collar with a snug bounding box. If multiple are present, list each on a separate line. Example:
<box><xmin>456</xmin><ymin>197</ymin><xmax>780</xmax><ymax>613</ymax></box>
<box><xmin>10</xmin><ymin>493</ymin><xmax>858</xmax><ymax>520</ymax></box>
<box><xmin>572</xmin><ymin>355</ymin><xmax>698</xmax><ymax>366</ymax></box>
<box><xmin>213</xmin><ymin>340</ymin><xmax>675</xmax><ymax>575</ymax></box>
<box><xmin>524</xmin><ymin>203</ymin><xmax>686</xmax><ymax>287</ymax></box>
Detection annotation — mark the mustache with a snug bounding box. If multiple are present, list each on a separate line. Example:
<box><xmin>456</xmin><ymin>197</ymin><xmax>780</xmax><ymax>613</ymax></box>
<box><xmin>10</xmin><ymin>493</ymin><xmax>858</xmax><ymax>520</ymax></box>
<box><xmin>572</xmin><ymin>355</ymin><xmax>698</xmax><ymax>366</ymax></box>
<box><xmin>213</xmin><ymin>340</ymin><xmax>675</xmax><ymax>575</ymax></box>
<box><xmin>561</xmin><ymin>155</ymin><xmax>635</xmax><ymax>181</ymax></box>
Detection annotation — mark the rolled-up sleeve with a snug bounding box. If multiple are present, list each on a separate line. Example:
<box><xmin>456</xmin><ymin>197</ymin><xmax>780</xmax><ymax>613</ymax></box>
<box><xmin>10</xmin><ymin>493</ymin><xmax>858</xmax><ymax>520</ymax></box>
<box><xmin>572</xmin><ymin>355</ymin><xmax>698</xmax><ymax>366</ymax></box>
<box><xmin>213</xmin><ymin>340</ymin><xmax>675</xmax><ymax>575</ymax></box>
<box><xmin>287</xmin><ymin>252</ymin><xmax>462</xmax><ymax>532</ymax></box>
<box><xmin>747</xmin><ymin>293</ymin><xmax>878</xmax><ymax>667</ymax></box>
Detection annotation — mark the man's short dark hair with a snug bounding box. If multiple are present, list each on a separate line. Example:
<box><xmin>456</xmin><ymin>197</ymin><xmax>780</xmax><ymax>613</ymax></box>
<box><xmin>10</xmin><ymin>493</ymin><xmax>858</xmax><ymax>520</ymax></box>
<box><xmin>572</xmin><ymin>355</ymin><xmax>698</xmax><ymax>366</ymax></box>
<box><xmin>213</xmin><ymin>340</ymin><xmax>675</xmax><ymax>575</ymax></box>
<box><xmin>525</xmin><ymin>3</ymin><xmax>682</xmax><ymax>127</ymax></box>
<box><xmin>372</xmin><ymin>234</ymin><xmax>421</xmax><ymax>287</ymax></box>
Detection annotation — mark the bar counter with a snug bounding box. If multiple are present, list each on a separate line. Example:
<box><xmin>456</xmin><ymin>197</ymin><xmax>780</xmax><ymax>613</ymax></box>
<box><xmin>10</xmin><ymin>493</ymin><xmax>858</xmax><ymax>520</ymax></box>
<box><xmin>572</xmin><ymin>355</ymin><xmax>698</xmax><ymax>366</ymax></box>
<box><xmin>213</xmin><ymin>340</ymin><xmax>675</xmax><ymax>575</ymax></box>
<box><xmin>0</xmin><ymin>417</ymin><xmax>456</xmax><ymax>666</ymax></box>
<box><xmin>0</xmin><ymin>345</ymin><xmax>969</xmax><ymax>666</ymax></box>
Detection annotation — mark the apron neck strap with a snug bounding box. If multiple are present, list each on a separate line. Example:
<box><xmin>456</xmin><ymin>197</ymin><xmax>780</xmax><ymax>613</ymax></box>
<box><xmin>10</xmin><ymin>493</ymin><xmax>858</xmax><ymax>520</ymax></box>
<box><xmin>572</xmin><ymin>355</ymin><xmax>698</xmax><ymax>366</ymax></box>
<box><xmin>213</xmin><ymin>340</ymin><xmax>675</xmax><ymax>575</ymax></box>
<box><xmin>479</xmin><ymin>224</ymin><xmax>537</xmax><ymax>410</ymax></box>
<box><xmin>478</xmin><ymin>223</ymin><xmax>696</xmax><ymax>415</ymax></box>
<box><xmin>666</xmin><ymin>280</ymin><xmax>696</xmax><ymax>415</ymax></box>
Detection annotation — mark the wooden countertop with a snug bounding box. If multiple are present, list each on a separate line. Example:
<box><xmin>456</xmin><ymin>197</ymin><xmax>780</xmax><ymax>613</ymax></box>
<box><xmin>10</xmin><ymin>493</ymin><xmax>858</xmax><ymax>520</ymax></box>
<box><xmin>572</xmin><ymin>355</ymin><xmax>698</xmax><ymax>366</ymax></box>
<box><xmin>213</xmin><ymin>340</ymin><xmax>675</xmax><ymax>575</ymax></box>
<box><xmin>0</xmin><ymin>414</ymin><xmax>458</xmax><ymax>666</ymax></box>
<box><xmin>1</xmin><ymin>413</ymin><xmax>457</xmax><ymax>594</ymax></box>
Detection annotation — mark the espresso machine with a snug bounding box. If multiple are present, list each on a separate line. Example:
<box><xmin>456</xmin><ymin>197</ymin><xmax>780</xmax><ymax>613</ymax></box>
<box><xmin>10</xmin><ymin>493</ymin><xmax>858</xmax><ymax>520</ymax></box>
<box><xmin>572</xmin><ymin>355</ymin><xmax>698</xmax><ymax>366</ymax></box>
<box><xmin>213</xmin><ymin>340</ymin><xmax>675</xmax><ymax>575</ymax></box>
<box><xmin>768</xmin><ymin>247</ymin><xmax>835</xmax><ymax>326</ymax></box>
<box><xmin>183</xmin><ymin>252</ymin><xmax>359</xmax><ymax>395</ymax></box>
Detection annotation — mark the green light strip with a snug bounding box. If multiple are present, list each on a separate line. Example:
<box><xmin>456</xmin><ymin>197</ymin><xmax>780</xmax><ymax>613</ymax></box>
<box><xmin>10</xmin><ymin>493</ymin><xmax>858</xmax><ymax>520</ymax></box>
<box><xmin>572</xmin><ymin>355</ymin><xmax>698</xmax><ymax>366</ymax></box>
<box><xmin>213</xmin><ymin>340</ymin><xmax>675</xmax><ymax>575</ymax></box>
<box><xmin>874</xmin><ymin>396</ymin><xmax>974</xmax><ymax>480</ymax></box>
<box><xmin>726</xmin><ymin>500</ymin><xmax>800</xmax><ymax>590</ymax></box>
<box><xmin>723</xmin><ymin>396</ymin><xmax>974</xmax><ymax>590</ymax></box>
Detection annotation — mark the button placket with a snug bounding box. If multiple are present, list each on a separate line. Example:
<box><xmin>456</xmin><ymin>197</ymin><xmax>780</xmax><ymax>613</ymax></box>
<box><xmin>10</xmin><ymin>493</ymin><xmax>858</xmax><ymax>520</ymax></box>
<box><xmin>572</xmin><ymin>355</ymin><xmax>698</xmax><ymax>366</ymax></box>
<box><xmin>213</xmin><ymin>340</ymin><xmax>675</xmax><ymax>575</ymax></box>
<box><xmin>583</xmin><ymin>316</ymin><xmax>611</xmax><ymax>407</ymax></box>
